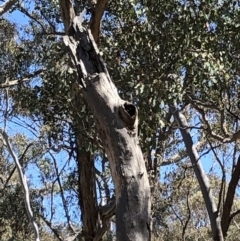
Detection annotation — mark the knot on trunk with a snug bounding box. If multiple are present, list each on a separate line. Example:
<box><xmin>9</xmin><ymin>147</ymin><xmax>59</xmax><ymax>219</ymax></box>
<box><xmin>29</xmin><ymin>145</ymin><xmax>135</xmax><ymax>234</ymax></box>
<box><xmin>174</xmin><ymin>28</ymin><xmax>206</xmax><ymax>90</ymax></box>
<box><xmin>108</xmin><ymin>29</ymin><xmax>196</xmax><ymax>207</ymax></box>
<box><xmin>119</xmin><ymin>102</ymin><xmax>138</xmax><ymax>130</ymax></box>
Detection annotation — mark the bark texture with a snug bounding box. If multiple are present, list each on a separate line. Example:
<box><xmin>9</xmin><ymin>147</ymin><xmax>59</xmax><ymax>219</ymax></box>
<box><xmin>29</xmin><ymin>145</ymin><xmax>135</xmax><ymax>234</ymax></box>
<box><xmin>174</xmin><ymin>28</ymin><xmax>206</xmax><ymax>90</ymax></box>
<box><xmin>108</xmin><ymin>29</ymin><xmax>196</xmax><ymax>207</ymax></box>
<box><xmin>77</xmin><ymin>146</ymin><xmax>99</xmax><ymax>241</ymax></box>
<box><xmin>221</xmin><ymin>155</ymin><xmax>240</xmax><ymax>237</ymax></box>
<box><xmin>72</xmin><ymin>91</ymin><xmax>100</xmax><ymax>240</ymax></box>
<box><xmin>171</xmin><ymin>106</ymin><xmax>224</xmax><ymax>241</ymax></box>
<box><xmin>64</xmin><ymin>18</ymin><xmax>151</xmax><ymax>241</ymax></box>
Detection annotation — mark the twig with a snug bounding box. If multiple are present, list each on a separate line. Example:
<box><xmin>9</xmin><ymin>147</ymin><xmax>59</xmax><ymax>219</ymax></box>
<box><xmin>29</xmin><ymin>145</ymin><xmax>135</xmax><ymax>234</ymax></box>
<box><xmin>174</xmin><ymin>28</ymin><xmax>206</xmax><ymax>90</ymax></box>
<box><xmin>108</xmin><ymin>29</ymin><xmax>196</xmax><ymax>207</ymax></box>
<box><xmin>182</xmin><ymin>189</ymin><xmax>191</xmax><ymax>241</ymax></box>
<box><xmin>18</xmin><ymin>6</ymin><xmax>47</xmax><ymax>33</ymax></box>
<box><xmin>0</xmin><ymin>68</ymin><xmax>45</xmax><ymax>88</ymax></box>
<box><xmin>50</xmin><ymin>152</ymin><xmax>73</xmax><ymax>232</ymax></box>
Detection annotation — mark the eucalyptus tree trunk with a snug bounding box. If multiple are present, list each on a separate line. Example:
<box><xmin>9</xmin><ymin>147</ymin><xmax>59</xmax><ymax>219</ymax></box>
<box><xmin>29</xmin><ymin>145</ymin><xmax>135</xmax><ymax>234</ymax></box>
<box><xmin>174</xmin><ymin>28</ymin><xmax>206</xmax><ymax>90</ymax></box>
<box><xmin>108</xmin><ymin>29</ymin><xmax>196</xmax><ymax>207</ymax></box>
<box><xmin>63</xmin><ymin>17</ymin><xmax>151</xmax><ymax>241</ymax></box>
<box><xmin>77</xmin><ymin>145</ymin><xmax>99</xmax><ymax>240</ymax></box>
<box><xmin>171</xmin><ymin>106</ymin><xmax>224</xmax><ymax>241</ymax></box>
<box><xmin>71</xmin><ymin>89</ymin><xmax>100</xmax><ymax>240</ymax></box>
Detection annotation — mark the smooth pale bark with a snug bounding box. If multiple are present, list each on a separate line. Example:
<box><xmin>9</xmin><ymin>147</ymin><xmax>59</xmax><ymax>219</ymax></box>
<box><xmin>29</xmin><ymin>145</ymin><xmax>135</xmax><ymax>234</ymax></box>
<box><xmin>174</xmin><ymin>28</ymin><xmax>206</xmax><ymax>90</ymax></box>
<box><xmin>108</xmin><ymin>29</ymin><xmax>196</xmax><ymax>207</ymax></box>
<box><xmin>171</xmin><ymin>106</ymin><xmax>224</xmax><ymax>241</ymax></box>
<box><xmin>1</xmin><ymin>130</ymin><xmax>40</xmax><ymax>241</ymax></box>
<box><xmin>63</xmin><ymin>19</ymin><xmax>151</xmax><ymax>241</ymax></box>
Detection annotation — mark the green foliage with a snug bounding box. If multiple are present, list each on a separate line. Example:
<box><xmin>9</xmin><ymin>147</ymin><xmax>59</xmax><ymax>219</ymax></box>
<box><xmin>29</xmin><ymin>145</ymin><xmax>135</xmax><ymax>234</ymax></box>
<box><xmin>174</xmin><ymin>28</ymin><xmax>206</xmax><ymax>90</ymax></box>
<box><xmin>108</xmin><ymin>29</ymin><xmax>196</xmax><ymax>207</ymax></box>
<box><xmin>0</xmin><ymin>185</ymin><xmax>34</xmax><ymax>240</ymax></box>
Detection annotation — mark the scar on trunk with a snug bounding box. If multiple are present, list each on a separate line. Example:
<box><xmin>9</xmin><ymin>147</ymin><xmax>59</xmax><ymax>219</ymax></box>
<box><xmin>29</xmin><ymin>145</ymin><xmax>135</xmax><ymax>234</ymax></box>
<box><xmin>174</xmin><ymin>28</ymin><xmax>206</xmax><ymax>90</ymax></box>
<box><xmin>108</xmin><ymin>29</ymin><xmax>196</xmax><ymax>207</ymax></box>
<box><xmin>118</xmin><ymin>102</ymin><xmax>138</xmax><ymax>130</ymax></box>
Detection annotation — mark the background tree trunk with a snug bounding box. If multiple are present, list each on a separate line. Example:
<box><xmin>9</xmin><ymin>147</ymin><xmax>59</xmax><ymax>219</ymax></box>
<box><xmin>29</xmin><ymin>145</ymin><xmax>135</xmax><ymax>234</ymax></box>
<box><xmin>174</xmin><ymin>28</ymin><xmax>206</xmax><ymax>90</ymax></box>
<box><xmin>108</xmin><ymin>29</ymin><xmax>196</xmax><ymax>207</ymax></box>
<box><xmin>171</xmin><ymin>106</ymin><xmax>224</xmax><ymax>241</ymax></box>
<box><xmin>77</xmin><ymin>145</ymin><xmax>99</xmax><ymax>241</ymax></box>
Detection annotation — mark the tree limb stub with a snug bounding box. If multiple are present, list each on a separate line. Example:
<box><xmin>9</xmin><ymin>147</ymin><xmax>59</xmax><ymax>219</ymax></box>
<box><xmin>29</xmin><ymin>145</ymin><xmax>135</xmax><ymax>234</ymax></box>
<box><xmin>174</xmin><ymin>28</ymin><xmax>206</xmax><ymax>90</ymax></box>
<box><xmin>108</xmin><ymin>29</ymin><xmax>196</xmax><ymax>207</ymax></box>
<box><xmin>64</xmin><ymin>19</ymin><xmax>151</xmax><ymax>241</ymax></box>
<box><xmin>93</xmin><ymin>199</ymin><xmax>116</xmax><ymax>241</ymax></box>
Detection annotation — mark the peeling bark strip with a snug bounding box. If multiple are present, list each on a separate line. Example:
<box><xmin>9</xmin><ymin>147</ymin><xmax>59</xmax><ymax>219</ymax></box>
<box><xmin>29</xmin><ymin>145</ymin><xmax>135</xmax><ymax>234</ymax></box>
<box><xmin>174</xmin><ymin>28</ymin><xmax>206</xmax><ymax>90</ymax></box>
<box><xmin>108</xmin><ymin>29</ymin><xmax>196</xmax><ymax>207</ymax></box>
<box><xmin>64</xmin><ymin>19</ymin><xmax>151</xmax><ymax>241</ymax></box>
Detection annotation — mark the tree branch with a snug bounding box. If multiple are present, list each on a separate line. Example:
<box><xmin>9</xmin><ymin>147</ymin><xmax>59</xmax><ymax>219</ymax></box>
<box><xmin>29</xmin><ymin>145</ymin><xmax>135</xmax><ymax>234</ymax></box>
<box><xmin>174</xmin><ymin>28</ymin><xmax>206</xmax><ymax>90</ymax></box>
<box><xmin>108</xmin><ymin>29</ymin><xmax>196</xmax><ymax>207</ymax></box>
<box><xmin>58</xmin><ymin>0</ymin><xmax>75</xmax><ymax>33</ymax></box>
<box><xmin>0</xmin><ymin>0</ymin><xmax>17</xmax><ymax>16</ymax></box>
<box><xmin>170</xmin><ymin>106</ymin><xmax>224</xmax><ymax>241</ymax></box>
<box><xmin>161</xmin><ymin>140</ymin><xmax>206</xmax><ymax>166</ymax></box>
<box><xmin>0</xmin><ymin>129</ymin><xmax>40</xmax><ymax>241</ymax></box>
<box><xmin>94</xmin><ymin>197</ymin><xmax>115</xmax><ymax>241</ymax></box>
<box><xmin>228</xmin><ymin>210</ymin><xmax>240</xmax><ymax>226</ymax></box>
<box><xmin>90</xmin><ymin>0</ymin><xmax>108</xmax><ymax>45</ymax></box>
<box><xmin>182</xmin><ymin>189</ymin><xmax>191</xmax><ymax>241</ymax></box>
<box><xmin>3</xmin><ymin>142</ymin><xmax>34</xmax><ymax>190</ymax></box>
<box><xmin>95</xmin><ymin>166</ymin><xmax>110</xmax><ymax>201</ymax></box>
<box><xmin>207</xmin><ymin>138</ymin><xmax>226</xmax><ymax>216</ymax></box>
<box><xmin>18</xmin><ymin>6</ymin><xmax>47</xmax><ymax>33</ymax></box>
<box><xmin>0</xmin><ymin>68</ymin><xmax>45</xmax><ymax>88</ymax></box>
<box><xmin>50</xmin><ymin>152</ymin><xmax>73</xmax><ymax>232</ymax></box>
<box><xmin>193</xmin><ymin>104</ymin><xmax>240</xmax><ymax>143</ymax></box>
<box><xmin>40</xmin><ymin>214</ymin><xmax>63</xmax><ymax>241</ymax></box>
